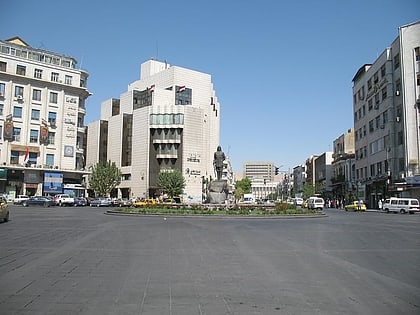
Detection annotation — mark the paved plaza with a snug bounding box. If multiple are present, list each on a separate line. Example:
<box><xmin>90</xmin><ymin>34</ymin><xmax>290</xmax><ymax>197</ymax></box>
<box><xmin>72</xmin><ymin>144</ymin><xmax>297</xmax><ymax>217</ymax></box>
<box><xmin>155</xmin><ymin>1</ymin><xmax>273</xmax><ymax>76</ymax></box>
<box><xmin>0</xmin><ymin>206</ymin><xmax>419</xmax><ymax>314</ymax></box>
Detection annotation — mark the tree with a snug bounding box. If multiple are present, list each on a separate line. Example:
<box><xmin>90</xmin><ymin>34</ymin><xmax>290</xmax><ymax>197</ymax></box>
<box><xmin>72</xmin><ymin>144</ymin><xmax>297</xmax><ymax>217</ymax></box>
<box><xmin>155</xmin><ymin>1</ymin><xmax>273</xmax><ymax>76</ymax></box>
<box><xmin>235</xmin><ymin>177</ymin><xmax>252</xmax><ymax>195</ymax></box>
<box><xmin>88</xmin><ymin>161</ymin><xmax>122</xmax><ymax>197</ymax></box>
<box><xmin>157</xmin><ymin>169</ymin><xmax>186</xmax><ymax>199</ymax></box>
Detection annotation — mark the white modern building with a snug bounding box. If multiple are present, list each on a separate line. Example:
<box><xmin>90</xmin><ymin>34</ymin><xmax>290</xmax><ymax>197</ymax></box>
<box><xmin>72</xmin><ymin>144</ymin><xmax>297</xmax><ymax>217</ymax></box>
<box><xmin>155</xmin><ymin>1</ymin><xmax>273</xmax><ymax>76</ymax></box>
<box><xmin>0</xmin><ymin>37</ymin><xmax>90</xmax><ymax>199</ymax></box>
<box><xmin>352</xmin><ymin>21</ymin><xmax>420</xmax><ymax>205</ymax></box>
<box><xmin>86</xmin><ymin>59</ymin><xmax>221</xmax><ymax>202</ymax></box>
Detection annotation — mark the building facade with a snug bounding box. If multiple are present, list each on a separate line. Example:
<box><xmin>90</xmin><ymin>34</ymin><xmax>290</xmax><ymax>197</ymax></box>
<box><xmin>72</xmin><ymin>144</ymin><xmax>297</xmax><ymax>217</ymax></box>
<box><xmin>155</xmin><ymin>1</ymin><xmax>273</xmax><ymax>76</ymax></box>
<box><xmin>331</xmin><ymin>128</ymin><xmax>356</xmax><ymax>202</ymax></box>
<box><xmin>0</xmin><ymin>37</ymin><xmax>90</xmax><ymax>199</ymax></box>
<box><xmin>243</xmin><ymin>162</ymin><xmax>276</xmax><ymax>182</ymax></box>
<box><xmin>352</xmin><ymin>21</ymin><xmax>420</xmax><ymax>206</ymax></box>
<box><xmin>86</xmin><ymin>59</ymin><xmax>221</xmax><ymax>202</ymax></box>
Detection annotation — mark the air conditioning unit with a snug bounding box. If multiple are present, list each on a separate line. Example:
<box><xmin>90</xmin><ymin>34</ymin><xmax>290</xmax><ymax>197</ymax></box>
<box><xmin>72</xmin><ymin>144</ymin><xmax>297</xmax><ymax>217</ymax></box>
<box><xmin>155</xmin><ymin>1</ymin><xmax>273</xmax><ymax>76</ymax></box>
<box><xmin>16</xmin><ymin>95</ymin><xmax>23</xmax><ymax>100</ymax></box>
<box><xmin>395</xmin><ymin>90</ymin><xmax>400</xmax><ymax>96</ymax></box>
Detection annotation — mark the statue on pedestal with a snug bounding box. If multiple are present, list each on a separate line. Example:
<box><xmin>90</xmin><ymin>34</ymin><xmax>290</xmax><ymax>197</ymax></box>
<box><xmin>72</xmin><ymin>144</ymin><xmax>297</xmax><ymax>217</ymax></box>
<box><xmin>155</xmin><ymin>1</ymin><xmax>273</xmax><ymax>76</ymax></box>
<box><xmin>207</xmin><ymin>146</ymin><xmax>228</xmax><ymax>204</ymax></box>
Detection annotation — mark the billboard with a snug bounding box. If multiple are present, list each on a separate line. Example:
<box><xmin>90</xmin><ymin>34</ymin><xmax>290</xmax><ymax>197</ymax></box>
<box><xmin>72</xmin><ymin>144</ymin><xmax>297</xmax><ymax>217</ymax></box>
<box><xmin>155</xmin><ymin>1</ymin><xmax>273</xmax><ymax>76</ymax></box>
<box><xmin>43</xmin><ymin>172</ymin><xmax>63</xmax><ymax>194</ymax></box>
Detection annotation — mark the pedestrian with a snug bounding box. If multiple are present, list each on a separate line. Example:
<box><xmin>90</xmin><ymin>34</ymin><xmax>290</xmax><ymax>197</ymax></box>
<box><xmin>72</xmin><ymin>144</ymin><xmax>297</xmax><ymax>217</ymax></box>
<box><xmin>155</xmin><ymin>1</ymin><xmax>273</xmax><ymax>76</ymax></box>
<box><xmin>378</xmin><ymin>199</ymin><xmax>383</xmax><ymax>211</ymax></box>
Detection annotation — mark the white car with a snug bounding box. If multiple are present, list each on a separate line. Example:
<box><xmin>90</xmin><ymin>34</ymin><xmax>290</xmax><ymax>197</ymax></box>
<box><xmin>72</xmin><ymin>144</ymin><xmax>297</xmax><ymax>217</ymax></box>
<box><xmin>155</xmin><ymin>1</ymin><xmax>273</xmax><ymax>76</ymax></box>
<box><xmin>294</xmin><ymin>197</ymin><xmax>304</xmax><ymax>206</ymax></box>
<box><xmin>13</xmin><ymin>195</ymin><xmax>29</xmax><ymax>205</ymax></box>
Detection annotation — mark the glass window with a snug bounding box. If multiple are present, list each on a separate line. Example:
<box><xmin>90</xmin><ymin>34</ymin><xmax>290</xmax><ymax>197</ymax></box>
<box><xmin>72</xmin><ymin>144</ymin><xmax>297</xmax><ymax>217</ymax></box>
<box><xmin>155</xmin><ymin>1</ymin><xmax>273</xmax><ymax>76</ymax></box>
<box><xmin>48</xmin><ymin>132</ymin><xmax>55</xmax><ymax>145</ymax></box>
<box><xmin>381</xmin><ymin>64</ymin><xmax>386</xmax><ymax>78</ymax></box>
<box><xmin>10</xmin><ymin>150</ymin><xmax>19</xmax><ymax>164</ymax></box>
<box><xmin>46</xmin><ymin>154</ymin><xmax>54</xmax><ymax>166</ymax></box>
<box><xmin>13</xmin><ymin>106</ymin><xmax>22</xmax><ymax>118</ymax></box>
<box><xmin>34</xmin><ymin>68</ymin><xmax>43</xmax><ymax>79</ymax></box>
<box><xmin>13</xmin><ymin>127</ymin><xmax>21</xmax><ymax>142</ymax></box>
<box><xmin>16</xmin><ymin>65</ymin><xmax>26</xmax><ymax>76</ymax></box>
<box><xmin>65</xmin><ymin>75</ymin><xmax>72</xmax><ymax>85</ymax></box>
<box><xmin>51</xmin><ymin>72</ymin><xmax>59</xmax><ymax>82</ymax></box>
<box><xmin>28</xmin><ymin>152</ymin><xmax>37</xmax><ymax>165</ymax></box>
<box><xmin>394</xmin><ymin>54</ymin><xmax>400</xmax><ymax>69</ymax></box>
<box><xmin>48</xmin><ymin>112</ymin><xmax>57</xmax><ymax>126</ymax></box>
<box><xmin>175</xmin><ymin>86</ymin><xmax>192</xmax><ymax>105</ymax></box>
<box><xmin>30</xmin><ymin>129</ymin><xmax>38</xmax><ymax>143</ymax></box>
<box><xmin>33</xmin><ymin>89</ymin><xmax>41</xmax><ymax>101</ymax></box>
<box><xmin>0</xmin><ymin>61</ymin><xmax>6</xmax><ymax>72</ymax></box>
<box><xmin>0</xmin><ymin>82</ymin><xmax>5</xmax><ymax>95</ymax></box>
<box><xmin>31</xmin><ymin>109</ymin><xmax>40</xmax><ymax>120</ymax></box>
<box><xmin>49</xmin><ymin>92</ymin><xmax>58</xmax><ymax>104</ymax></box>
<box><xmin>14</xmin><ymin>86</ymin><xmax>24</xmax><ymax>97</ymax></box>
<box><xmin>0</xmin><ymin>104</ymin><xmax>3</xmax><ymax>116</ymax></box>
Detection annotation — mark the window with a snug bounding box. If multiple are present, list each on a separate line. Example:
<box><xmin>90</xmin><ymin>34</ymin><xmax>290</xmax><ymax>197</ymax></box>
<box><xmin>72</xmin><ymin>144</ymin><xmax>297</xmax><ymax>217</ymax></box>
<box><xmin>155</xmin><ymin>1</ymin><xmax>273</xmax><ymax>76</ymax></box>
<box><xmin>370</xmin><ymin>164</ymin><xmax>375</xmax><ymax>177</ymax></box>
<box><xmin>368</xmin><ymin>99</ymin><xmax>373</xmax><ymax>111</ymax></box>
<box><xmin>381</xmin><ymin>87</ymin><xmax>387</xmax><ymax>100</ymax></box>
<box><xmin>375</xmin><ymin>116</ymin><xmax>380</xmax><ymax>129</ymax></box>
<box><xmin>373</xmin><ymin>72</ymin><xmax>378</xmax><ymax>84</ymax></box>
<box><xmin>0</xmin><ymin>104</ymin><xmax>3</xmax><ymax>116</ymax></box>
<box><xmin>175</xmin><ymin>86</ymin><xmax>192</xmax><ymax>105</ymax></box>
<box><xmin>13</xmin><ymin>106</ymin><xmax>22</xmax><ymax>118</ymax></box>
<box><xmin>0</xmin><ymin>125</ymin><xmax>2</xmax><ymax>139</ymax></box>
<box><xmin>377</xmin><ymin>162</ymin><xmax>382</xmax><ymax>174</ymax></box>
<box><xmin>415</xmin><ymin>47</ymin><xmax>420</xmax><ymax>61</ymax></box>
<box><xmin>374</xmin><ymin>93</ymin><xmax>379</xmax><ymax>106</ymax></box>
<box><xmin>397</xmin><ymin>131</ymin><xmax>404</xmax><ymax>145</ymax></box>
<box><xmin>31</xmin><ymin>109</ymin><xmax>40</xmax><ymax>120</ymax></box>
<box><xmin>363</xmin><ymin>125</ymin><xmax>366</xmax><ymax>137</ymax></box>
<box><xmin>32</xmin><ymin>89</ymin><xmax>41</xmax><ymax>101</ymax></box>
<box><xmin>16</xmin><ymin>65</ymin><xmax>26</xmax><ymax>76</ymax></box>
<box><xmin>381</xmin><ymin>64</ymin><xmax>386</xmax><ymax>78</ymax></box>
<box><xmin>0</xmin><ymin>61</ymin><xmax>6</xmax><ymax>72</ymax></box>
<box><xmin>0</xmin><ymin>82</ymin><xmax>5</xmax><ymax>96</ymax></box>
<box><xmin>383</xmin><ymin>110</ymin><xmax>388</xmax><ymax>124</ymax></box>
<box><xmin>46</xmin><ymin>154</ymin><xmax>54</xmax><ymax>166</ymax></box>
<box><xmin>48</xmin><ymin>112</ymin><xmax>57</xmax><ymax>126</ymax></box>
<box><xmin>394</xmin><ymin>54</ymin><xmax>400</xmax><ymax>69</ymax></box>
<box><xmin>10</xmin><ymin>151</ymin><xmax>19</xmax><ymax>164</ymax></box>
<box><xmin>369</xmin><ymin>120</ymin><xmax>374</xmax><ymax>133</ymax></box>
<box><xmin>30</xmin><ymin>129</ymin><xmax>38</xmax><ymax>143</ymax></box>
<box><xmin>64</xmin><ymin>75</ymin><xmax>72</xmax><ymax>85</ymax></box>
<box><xmin>367</xmin><ymin>79</ymin><xmax>372</xmax><ymax>90</ymax></box>
<box><xmin>34</xmin><ymin>68</ymin><xmax>43</xmax><ymax>79</ymax></box>
<box><xmin>49</xmin><ymin>92</ymin><xmax>58</xmax><ymax>104</ymax></box>
<box><xmin>48</xmin><ymin>132</ymin><xmax>55</xmax><ymax>145</ymax></box>
<box><xmin>51</xmin><ymin>72</ymin><xmax>59</xmax><ymax>82</ymax></box>
<box><xmin>12</xmin><ymin>127</ymin><xmax>21</xmax><ymax>142</ymax></box>
<box><xmin>14</xmin><ymin>86</ymin><xmax>24</xmax><ymax>97</ymax></box>
<box><xmin>28</xmin><ymin>152</ymin><xmax>37</xmax><ymax>165</ymax></box>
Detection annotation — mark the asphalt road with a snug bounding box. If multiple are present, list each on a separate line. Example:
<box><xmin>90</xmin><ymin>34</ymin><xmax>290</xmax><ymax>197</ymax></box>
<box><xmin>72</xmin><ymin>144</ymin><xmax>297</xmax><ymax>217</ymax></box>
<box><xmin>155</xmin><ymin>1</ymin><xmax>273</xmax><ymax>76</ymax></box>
<box><xmin>0</xmin><ymin>206</ymin><xmax>419</xmax><ymax>315</ymax></box>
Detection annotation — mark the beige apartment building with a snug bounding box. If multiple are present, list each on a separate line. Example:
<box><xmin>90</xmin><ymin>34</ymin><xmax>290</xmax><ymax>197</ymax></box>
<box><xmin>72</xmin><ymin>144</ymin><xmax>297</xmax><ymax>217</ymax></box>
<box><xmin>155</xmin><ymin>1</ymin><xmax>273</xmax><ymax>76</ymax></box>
<box><xmin>86</xmin><ymin>60</ymin><xmax>221</xmax><ymax>202</ymax></box>
<box><xmin>0</xmin><ymin>37</ymin><xmax>90</xmax><ymax>199</ymax></box>
<box><xmin>352</xmin><ymin>21</ymin><xmax>420</xmax><ymax>206</ymax></box>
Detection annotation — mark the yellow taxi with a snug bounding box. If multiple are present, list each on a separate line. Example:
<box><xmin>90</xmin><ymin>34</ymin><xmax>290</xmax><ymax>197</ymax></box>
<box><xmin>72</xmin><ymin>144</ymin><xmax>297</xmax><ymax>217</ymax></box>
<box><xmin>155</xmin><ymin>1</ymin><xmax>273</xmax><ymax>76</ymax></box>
<box><xmin>133</xmin><ymin>198</ymin><xmax>158</xmax><ymax>207</ymax></box>
<box><xmin>345</xmin><ymin>201</ymin><xmax>367</xmax><ymax>211</ymax></box>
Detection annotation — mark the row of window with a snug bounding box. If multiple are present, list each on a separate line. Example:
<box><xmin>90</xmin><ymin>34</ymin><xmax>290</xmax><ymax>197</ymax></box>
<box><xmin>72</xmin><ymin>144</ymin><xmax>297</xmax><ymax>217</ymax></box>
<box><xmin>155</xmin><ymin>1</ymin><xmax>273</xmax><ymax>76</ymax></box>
<box><xmin>0</xmin><ymin>82</ymin><xmax>60</xmax><ymax>103</ymax></box>
<box><xmin>354</xmin><ymin>85</ymin><xmax>391</xmax><ymax>122</ymax></box>
<box><xmin>0</xmin><ymin>103</ymin><xmax>57</xmax><ymax>124</ymax></box>
<box><xmin>9</xmin><ymin>150</ymin><xmax>55</xmax><ymax>166</ymax></box>
<box><xmin>0</xmin><ymin>60</ymin><xmax>74</xmax><ymax>85</ymax></box>
<box><xmin>355</xmin><ymin>157</ymin><xmax>405</xmax><ymax>180</ymax></box>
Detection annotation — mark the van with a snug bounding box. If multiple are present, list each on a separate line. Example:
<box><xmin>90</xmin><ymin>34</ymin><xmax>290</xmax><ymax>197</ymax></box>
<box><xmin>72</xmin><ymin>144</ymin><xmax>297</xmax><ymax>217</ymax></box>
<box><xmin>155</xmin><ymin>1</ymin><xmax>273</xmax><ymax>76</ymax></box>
<box><xmin>382</xmin><ymin>197</ymin><xmax>419</xmax><ymax>214</ymax></box>
<box><xmin>308</xmin><ymin>197</ymin><xmax>325</xmax><ymax>210</ymax></box>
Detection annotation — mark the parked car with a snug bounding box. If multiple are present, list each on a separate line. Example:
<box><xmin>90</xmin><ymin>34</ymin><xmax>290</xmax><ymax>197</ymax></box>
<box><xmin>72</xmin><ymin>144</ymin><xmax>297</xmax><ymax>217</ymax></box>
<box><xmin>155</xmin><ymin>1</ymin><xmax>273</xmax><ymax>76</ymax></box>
<box><xmin>13</xmin><ymin>195</ymin><xmax>29</xmax><ymax>205</ymax></box>
<box><xmin>345</xmin><ymin>201</ymin><xmax>367</xmax><ymax>211</ymax></box>
<box><xmin>294</xmin><ymin>197</ymin><xmax>304</xmax><ymax>206</ymax></box>
<box><xmin>55</xmin><ymin>194</ymin><xmax>74</xmax><ymax>206</ymax></box>
<box><xmin>0</xmin><ymin>196</ymin><xmax>9</xmax><ymax>223</ymax></box>
<box><xmin>22</xmin><ymin>196</ymin><xmax>54</xmax><ymax>207</ymax></box>
<box><xmin>118</xmin><ymin>198</ymin><xmax>132</xmax><ymax>207</ymax></box>
<box><xmin>90</xmin><ymin>197</ymin><xmax>111</xmax><ymax>207</ymax></box>
<box><xmin>74</xmin><ymin>197</ymin><xmax>87</xmax><ymax>207</ymax></box>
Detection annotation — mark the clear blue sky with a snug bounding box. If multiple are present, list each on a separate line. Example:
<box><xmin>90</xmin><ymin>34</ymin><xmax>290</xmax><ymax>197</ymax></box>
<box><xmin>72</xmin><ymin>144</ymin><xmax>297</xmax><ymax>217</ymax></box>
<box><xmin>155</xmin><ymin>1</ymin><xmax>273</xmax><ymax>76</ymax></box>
<box><xmin>1</xmin><ymin>0</ymin><xmax>419</xmax><ymax>173</ymax></box>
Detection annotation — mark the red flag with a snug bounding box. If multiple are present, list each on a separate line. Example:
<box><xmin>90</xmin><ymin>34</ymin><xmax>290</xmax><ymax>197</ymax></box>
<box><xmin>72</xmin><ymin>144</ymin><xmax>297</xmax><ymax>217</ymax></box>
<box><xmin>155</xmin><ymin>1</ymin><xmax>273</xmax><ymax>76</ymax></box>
<box><xmin>24</xmin><ymin>147</ymin><xmax>29</xmax><ymax>162</ymax></box>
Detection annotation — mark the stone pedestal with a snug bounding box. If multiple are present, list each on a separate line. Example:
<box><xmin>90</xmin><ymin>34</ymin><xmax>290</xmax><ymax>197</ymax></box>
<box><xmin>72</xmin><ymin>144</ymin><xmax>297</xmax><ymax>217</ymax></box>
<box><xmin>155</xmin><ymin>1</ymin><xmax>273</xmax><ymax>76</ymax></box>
<box><xmin>207</xmin><ymin>180</ymin><xmax>228</xmax><ymax>204</ymax></box>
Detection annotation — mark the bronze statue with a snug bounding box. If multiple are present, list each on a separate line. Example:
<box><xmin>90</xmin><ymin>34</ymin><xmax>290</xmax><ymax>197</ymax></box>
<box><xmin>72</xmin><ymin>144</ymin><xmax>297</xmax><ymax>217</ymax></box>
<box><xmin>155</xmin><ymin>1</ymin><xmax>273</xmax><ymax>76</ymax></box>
<box><xmin>213</xmin><ymin>145</ymin><xmax>225</xmax><ymax>181</ymax></box>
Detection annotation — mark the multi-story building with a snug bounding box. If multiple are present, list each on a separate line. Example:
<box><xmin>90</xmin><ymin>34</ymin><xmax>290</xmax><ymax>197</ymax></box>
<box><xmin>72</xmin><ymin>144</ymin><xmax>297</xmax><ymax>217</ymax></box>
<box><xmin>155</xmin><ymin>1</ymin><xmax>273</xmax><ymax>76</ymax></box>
<box><xmin>292</xmin><ymin>164</ymin><xmax>306</xmax><ymax>197</ymax></box>
<box><xmin>352</xmin><ymin>21</ymin><xmax>420</xmax><ymax>206</ymax></box>
<box><xmin>331</xmin><ymin>128</ymin><xmax>355</xmax><ymax>201</ymax></box>
<box><xmin>0</xmin><ymin>37</ymin><xmax>90</xmax><ymax>199</ymax></box>
<box><xmin>314</xmin><ymin>152</ymin><xmax>333</xmax><ymax>197</ymax></box>
<box><xmin>243</xmin><ymin>161</ymin><xmax>276</xmax><ymax>182</ymax></box>
<box><xmin>86</xmin><ymin>59</ymin><xmax>221</xmax><ymax>202</ymax></box>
